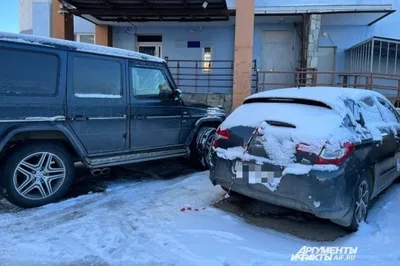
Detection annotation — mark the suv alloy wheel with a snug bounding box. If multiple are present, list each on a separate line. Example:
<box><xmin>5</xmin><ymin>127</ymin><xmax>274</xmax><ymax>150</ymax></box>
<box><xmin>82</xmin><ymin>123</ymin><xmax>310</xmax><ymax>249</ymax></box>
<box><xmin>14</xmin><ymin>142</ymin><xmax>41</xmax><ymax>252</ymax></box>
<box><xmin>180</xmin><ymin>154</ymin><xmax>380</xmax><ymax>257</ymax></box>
<box><xmin>1</xmin><ymin>142</ymin><xmax>75</xmax><ymax>208</ymax></box>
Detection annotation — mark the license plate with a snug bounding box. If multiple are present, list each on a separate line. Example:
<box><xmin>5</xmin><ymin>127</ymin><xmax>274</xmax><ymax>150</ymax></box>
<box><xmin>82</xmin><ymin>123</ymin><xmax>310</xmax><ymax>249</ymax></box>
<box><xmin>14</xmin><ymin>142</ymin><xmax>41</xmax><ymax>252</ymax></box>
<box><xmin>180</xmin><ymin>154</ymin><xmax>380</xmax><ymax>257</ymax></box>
<box><xmin>235</xmin><ymin>160</ymin><xmax>244</xmax><ymax>178</ymax></box>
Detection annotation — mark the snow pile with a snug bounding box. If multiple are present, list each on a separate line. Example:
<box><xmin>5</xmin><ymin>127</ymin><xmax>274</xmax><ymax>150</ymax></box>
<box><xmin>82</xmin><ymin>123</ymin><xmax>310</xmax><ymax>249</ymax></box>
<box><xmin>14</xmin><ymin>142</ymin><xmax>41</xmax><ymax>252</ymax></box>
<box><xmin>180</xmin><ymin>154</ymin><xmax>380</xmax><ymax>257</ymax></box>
<box><xmin>0</xmin><ymin>172</ymin><xmax>400</xmax><ymax>265</ymax></box>
<box><xmin>0</xmin><ymin>31</ymin><xmax>164</xmax><ymax>63</ymax></box>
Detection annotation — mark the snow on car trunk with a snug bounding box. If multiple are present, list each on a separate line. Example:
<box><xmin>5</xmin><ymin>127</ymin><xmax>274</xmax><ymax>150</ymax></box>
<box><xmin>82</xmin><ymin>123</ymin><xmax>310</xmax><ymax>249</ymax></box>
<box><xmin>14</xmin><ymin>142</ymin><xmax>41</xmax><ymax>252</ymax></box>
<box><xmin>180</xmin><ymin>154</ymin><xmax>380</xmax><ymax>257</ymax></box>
<box><xmin>216</xmin><ymin>99</ymin><xmax>352</xmax><ymax>174</ymax></box>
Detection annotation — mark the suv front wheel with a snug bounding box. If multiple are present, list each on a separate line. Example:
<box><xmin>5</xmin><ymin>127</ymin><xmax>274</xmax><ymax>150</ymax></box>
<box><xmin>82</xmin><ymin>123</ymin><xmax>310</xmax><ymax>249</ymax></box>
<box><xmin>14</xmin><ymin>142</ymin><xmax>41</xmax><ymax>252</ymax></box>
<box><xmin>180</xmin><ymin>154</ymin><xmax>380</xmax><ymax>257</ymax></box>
<box><xmin>1</xmin><ymin>142</ymin><xmax>75</xmax><ymax>208</ymax></box>
<box><xmin>190</xmin><ymin>126</ymin><xmax>216</xmax><ymax>170</ymax></box>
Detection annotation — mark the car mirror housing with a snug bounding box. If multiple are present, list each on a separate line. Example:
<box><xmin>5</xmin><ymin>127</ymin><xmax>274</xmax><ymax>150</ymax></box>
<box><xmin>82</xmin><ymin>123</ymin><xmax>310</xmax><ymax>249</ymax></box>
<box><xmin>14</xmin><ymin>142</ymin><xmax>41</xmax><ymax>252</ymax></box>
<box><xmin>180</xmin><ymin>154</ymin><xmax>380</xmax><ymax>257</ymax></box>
<box><xmin>175</xmin><ymin>89</ymin><xmax>183</xmax><ymax>101</ymax></box>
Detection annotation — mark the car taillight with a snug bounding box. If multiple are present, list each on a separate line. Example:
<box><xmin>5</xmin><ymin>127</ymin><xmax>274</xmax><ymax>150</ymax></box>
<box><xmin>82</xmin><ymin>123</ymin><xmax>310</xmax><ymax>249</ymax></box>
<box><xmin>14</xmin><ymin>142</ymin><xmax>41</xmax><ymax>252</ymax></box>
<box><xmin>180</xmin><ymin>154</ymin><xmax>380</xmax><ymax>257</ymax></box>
<box><xmin>316</xmin><ymin>142</ymin><xmax>355</xmax><ymax>165</ymax></box>
<box><xmin>213</xmin><ymin>128</ymin><xmax>230</xmax><ymax>148</ymax></box>
<box><xmin>296</xmin><ymin>142</ymin><xmax>355</xmax><ymax>166</ymax></box>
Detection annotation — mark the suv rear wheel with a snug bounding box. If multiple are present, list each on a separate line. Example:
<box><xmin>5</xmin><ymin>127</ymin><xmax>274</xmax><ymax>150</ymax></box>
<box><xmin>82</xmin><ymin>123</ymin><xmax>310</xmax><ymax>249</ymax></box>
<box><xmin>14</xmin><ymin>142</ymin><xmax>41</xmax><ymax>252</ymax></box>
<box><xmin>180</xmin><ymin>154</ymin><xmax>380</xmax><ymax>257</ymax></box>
<box><xmin>190</xmin><ymin>126</ymin><xmax>216</xmax><ymax>169</ymax></box>
<box><xmin>1</xmin><ymin>142</ymin><xmax>75</xmax><ymax>208</ymax></box>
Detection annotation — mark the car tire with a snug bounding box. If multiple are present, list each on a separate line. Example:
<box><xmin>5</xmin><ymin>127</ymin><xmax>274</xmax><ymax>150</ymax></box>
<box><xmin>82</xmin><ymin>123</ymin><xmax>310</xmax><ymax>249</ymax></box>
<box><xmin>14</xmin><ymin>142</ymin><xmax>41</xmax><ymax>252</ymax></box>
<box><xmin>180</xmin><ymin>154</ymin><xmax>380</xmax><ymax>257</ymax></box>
<box><xmin>1</xmin><ymin>141</ymin><xmax>75</xmax><ymax>208</ymax></box>
<box><xmin>190</xmin><ymin>126</ymin><xmax>216</xmax><ymax>170</ymax></box>
<box><xmin>345</xmin><ymin>173</ymin><xmax>371</xmax><ymax>232</ymax></box>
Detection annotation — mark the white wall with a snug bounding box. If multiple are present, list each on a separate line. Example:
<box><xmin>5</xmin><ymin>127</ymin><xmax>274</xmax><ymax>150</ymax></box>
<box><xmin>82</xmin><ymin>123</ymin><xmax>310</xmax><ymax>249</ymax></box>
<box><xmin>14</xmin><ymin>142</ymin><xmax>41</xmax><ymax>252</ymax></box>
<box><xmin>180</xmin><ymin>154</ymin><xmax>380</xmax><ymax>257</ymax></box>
<box><xmin>22</xmin><ymin>0</ymin><xmax>95</xmax><ymax>37</ymax></box>
<box><xmin>112</xmin><ymin>26</ymin><xmax>235</xmax><ymax>93</ymax></box>
<box><xmin>32</xmin><ymin>0</ymin><xmax>51</xmax><ymax>36</ymax></box>
<box><xmin>19</xmin><ymin>0</ymin><xmax>34</xmax><ymax>34</ymax></box>
<box><xmin>74</xmin><ymin>17</ymin><xmax>95</xmax><ymax>34</ymax></box>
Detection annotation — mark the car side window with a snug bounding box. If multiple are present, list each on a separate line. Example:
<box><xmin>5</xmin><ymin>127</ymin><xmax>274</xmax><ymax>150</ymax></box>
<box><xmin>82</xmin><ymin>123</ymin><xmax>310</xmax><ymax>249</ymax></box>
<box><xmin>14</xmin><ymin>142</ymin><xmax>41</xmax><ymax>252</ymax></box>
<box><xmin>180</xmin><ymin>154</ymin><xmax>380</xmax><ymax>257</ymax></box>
<box><xmin>131</xmin><ymin>66</ymin><xmax>174</xmax><ymax>101</ymax></box>
<box><xmin>358</xmin><ymin>96</ymin><xmax>385</xmax><ymax>126</ymax></box>
<box><xmin>72</xmin><ymin>55</ymin><xmax>122</xmax><ymax>98</ymax></box>
<box><xmin>376</xmin><ymin>97</ymin><xmax>400</xmax><ymax>123</ymax></box>
<box><xmin>0</xmin><ymin>47</ymin><xmax>59</xmax><ymax>96</ymax></box>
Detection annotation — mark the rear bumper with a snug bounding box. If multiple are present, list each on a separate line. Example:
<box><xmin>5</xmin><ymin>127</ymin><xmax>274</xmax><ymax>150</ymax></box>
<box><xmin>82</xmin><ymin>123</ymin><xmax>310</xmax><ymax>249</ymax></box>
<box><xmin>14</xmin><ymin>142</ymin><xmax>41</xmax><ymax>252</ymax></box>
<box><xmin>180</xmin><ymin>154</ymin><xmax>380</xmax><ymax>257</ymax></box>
<box><xmin>209</xmin><ymin>154</ymin><xmax>356</xmax><ymax>221</ymax></box>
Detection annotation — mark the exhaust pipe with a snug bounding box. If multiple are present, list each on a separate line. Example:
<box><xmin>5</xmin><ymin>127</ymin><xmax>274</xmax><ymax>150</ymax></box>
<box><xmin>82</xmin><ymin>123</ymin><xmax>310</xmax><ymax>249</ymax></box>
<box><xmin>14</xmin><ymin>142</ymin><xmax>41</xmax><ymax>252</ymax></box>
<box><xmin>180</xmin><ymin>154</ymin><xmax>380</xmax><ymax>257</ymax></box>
<box><xmin>101</xmin><ymin>168</ymin><xmax>110</xmax><ymax>175</ymax></box>
<box><xmin>90</xmin><ymin>168</ymin><xmax>110</xmax><ymax>176</ymax></box>
<box><xmin>90</xmin><ymin>169</ymin><xmax>102</xmax><ymax>176</ymax></box>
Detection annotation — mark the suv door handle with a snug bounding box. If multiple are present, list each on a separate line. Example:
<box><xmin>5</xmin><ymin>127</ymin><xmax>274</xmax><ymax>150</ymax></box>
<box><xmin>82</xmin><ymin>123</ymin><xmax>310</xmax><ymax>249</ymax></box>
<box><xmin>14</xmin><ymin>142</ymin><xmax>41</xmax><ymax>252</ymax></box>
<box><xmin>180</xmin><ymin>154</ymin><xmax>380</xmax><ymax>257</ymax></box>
<box><xmin>73</xmin><ymin>115</ymin><xmax>88</xmax><ymax>121</ymax></box>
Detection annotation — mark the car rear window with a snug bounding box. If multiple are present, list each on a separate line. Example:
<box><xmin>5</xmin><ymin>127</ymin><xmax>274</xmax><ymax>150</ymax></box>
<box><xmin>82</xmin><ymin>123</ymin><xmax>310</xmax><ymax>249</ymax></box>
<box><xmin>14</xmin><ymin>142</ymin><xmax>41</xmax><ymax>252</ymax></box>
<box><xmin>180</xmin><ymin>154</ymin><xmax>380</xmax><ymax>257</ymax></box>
<box><xmin>0</xmin><ymin>47</ymin><xmax>59</xmax><ymax>95</ymax></box>
<box><xmin>221</xmin><ymin>101</ymin><xmax>343</xmax><ymax>139</ymax></box>
<box><xmin>243</xmin><ymin>97</ymin><xmax>333</xmax><ymax>109</ymax></box>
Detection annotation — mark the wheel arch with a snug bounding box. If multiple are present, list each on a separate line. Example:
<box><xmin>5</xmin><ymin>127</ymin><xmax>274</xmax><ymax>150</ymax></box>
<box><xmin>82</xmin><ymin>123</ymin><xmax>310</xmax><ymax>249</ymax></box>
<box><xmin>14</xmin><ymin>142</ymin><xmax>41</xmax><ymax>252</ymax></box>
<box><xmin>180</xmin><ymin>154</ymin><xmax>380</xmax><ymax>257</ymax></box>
<box><xmin>0</xmin><ymin>124</ymin><xmax>86</xmax><ymax>162</ymax></box>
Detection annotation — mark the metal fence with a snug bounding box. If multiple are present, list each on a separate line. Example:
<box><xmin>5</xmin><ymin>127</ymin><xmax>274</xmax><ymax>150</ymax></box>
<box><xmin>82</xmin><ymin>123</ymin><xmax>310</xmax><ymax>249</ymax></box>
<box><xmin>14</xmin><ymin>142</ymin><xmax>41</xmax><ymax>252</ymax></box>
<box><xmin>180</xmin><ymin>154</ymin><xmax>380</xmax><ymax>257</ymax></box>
<box><xmin>257</xmin><ymin>69</ymin><xmax>400</xmax><ymax>106</ymax></box>
<box><xmin>166</xmin><ymin>59</ymin><xmax>258</xmax><ymax>93</ymax></box>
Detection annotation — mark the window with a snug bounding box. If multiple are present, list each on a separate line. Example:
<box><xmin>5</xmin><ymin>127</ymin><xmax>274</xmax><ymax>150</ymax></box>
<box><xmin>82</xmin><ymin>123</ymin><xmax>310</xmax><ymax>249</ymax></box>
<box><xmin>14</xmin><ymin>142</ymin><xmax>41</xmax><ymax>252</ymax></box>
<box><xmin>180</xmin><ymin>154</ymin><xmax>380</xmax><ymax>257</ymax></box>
<box><xmin>131</xmin><ymin>66</ymin><xmax>173</xmax><ymax>100</ymax></box>
<box><xmin>0</xmin><ymin>47</ymin><xmax>59</xmax><ymax>95</ymax></box>
<box><xmin>359</xmin><ymin>97</ymin><xmax>384</xmax><ymax>125</ymax></box>
<box><xmin>74</xmin><ymin>34</ymin><xmax>95</xmax><ymax>44</ymax></box>
<box><xmin>377</xmin><ymin>97</ymin><xmax>400</xmax><ymax>123</ymax></box>
<box><xmin>203</xmin><ymin>47</ymin><xmax>212</xmax><ymax>72</ymax></box>
<box><xmin>73</xmin><ymin>56</ymin><xmax>122</xmax><ymax>97</ymax></box>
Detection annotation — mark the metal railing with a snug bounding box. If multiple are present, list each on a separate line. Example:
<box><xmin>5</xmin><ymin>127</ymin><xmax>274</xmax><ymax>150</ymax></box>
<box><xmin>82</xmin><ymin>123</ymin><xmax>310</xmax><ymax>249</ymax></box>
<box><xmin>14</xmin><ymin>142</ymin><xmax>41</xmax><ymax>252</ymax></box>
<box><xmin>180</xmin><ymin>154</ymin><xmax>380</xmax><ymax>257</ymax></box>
<box><xmin>166</xmin><ymin>59</ymin><xmax>258</xmax><ymax>93</ymax></box>
<box><xmin>257</xmin><ymin>69</ymin><xmax>400</xmax><ymax>106</ymax></box>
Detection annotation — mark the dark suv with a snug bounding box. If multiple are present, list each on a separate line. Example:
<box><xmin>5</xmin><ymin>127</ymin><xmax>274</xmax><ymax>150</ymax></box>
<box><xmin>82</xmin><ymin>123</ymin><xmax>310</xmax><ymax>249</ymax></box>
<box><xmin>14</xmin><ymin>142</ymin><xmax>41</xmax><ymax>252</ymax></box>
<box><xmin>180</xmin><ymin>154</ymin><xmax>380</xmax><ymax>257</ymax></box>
<box><xmin>0</xmin><ymin>32</ymin><xmax>226</xmax><ymax>208</ymax></box>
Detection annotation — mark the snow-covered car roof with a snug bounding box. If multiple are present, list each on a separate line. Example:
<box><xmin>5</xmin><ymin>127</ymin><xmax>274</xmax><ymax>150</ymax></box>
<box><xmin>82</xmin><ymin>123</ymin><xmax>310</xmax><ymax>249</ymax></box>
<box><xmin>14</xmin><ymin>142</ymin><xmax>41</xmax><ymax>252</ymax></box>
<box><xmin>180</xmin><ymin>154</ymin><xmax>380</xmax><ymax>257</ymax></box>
<box><xmin>245</xmin><ymin>87</ymin><xmax>385</xmax><ymax>115</ymax></box>
<box><xmin>0</xmin><ymin>31</ymin><xmax>164</xmax><ymax>63</ymax></box>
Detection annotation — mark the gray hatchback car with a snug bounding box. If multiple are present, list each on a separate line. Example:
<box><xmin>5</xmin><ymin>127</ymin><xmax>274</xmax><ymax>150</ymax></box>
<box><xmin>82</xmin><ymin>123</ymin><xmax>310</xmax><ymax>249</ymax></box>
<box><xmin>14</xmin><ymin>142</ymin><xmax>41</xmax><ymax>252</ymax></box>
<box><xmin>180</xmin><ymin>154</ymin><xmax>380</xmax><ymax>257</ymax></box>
<box><xmin>210</xmin><ymin>87</ymin><xmax>400</xmax><ymax>231</ymax></box>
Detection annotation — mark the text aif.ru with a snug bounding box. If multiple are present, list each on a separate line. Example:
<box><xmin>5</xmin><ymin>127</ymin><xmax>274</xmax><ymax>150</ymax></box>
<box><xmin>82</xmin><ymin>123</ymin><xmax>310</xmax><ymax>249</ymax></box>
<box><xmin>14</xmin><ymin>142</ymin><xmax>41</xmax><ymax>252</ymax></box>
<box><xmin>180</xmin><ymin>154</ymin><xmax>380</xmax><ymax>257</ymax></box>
<box><xmin>291</xmin><ymin>246</ymin><xmax>358</xmax><ymax>261</ymax></box>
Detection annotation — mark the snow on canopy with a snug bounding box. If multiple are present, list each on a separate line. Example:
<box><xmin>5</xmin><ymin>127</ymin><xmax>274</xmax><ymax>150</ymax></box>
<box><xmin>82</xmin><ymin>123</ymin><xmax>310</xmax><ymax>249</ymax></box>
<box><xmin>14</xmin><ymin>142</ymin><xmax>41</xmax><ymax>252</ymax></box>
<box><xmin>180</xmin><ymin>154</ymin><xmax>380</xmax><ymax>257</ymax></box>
<box><xmin>0</xmin><ymin>31</ymin><xmax>165</xmax><ymax>63</ymax></box>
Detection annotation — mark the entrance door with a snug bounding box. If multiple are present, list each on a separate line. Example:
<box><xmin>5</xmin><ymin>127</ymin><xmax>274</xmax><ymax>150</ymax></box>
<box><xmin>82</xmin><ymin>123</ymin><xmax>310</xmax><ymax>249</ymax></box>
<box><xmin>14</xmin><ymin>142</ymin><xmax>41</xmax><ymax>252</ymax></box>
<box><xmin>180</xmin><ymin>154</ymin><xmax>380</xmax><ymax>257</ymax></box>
<box><xmin>67</xmin><ymin>52</ymin><xmax>128</xmax><ymax>155</ymax></box>
<box><xmin>317</xmin><ymin>47</ymin><xmax>336</xmax><ymax>85</ymax></box>
<box><xmin>261</xmin><ymin>30</ymin><xmax>296</xmax><ymax>90</ymax></box>
<box><xmin>137</xmin><ymin>42</ymin><xmax>162</xmax><ymax>58</ymax></box>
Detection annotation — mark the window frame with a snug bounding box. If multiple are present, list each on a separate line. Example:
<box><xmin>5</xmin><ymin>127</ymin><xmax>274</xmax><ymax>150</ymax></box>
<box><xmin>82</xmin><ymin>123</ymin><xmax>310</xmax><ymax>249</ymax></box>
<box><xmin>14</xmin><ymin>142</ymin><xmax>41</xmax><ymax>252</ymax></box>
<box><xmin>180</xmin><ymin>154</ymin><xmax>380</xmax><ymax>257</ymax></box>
<box><xmin>129</xmin><ymin>61</ymin><xmax>176</xmax><ymax>101</ymax></box>
<box><xmin>72</xmin><ymin>53</ymin><xmax>123</xmax><ymax>99</ymax></box>
<box><xmin>74</xmin><ymin>33</ymin><xmax>95</xmax><ymax>44</ymax></box>
<box><xmin>202</xmin><ymin>47</ymin><xmax>212</xmax><ymax>73</ymax></box>
<box><xmin>0</xmin><ymin>46</ymin><xmax>61</xmax><ymax>97</ymax></box>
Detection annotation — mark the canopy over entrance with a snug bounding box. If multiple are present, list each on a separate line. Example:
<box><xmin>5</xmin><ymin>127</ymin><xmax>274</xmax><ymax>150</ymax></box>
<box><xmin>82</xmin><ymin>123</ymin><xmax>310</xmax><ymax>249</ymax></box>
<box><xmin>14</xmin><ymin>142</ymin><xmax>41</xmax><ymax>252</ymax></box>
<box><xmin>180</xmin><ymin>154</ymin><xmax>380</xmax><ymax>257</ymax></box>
<box><xmin>58</xmin><ymin>0</ymin><xmax>232</xmax><ymax>23</ymax></box>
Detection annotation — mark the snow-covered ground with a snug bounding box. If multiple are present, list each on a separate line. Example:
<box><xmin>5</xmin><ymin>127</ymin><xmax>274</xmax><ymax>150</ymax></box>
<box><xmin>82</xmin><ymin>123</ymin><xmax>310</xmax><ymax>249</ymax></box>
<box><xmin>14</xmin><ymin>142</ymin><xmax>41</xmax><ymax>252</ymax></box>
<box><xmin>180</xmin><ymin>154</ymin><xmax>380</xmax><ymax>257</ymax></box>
<box><xmin>0</xmin><ymin>171</ymin><xmax>399</xmax><ymax>266</ymax></box>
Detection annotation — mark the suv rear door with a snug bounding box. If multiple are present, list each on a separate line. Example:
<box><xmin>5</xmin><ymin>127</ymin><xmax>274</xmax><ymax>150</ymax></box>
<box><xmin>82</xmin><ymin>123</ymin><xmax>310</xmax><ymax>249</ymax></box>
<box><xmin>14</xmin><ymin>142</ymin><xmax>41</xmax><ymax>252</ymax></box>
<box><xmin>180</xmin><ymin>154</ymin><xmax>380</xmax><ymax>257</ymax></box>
<box><xmin>129</xmin><ymin>60</ymin><xmax>184</xmax><ymax>151</ymax></box>
<box><xmin>66</xmin><ymin>52</ymin><xmax>128</xmax><ymax>155</ymax></box>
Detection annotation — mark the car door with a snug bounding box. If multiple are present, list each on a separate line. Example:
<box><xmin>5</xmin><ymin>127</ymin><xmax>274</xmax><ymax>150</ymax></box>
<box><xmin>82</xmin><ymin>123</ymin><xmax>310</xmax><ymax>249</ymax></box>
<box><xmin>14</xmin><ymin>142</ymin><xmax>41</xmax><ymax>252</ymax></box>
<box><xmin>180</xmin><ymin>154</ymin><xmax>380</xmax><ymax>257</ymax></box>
<box><xmin>375</xmin><ymin>96</ymin><xmax>400</xmax><ymax>187</ymax></box>
<box><xmin>358</xmin><ymin>96</ymin><xmax>397</xmax><ymax>192</ymax></box>
<box><xmin>66</xmin><ymin>52</ymin><xmax>128</xmax><ymax>155</ymax></box>
<box><xmin>129</xmin><ymin>60</ymin><xmax>184</xmax><ymax>151</ymax></box>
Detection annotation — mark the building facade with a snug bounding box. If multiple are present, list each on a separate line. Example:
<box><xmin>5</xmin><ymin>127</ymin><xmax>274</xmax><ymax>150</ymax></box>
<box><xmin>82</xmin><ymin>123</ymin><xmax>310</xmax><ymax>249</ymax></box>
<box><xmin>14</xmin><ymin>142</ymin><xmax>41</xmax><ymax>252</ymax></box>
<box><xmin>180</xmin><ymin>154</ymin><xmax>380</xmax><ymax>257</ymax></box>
<box><xmin>18</xmin><ymin>0</ymin><xmax>400</xmax><ymax>111</ymax></box>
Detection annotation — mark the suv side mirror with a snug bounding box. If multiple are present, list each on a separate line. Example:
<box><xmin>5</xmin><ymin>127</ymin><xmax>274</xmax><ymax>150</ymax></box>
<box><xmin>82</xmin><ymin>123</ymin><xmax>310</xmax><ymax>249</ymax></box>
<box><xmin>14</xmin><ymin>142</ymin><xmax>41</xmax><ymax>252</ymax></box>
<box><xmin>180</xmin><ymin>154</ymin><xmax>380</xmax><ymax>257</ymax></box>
<box><xmin>175</xmin><ymin>89</ymin><xmax>183</xmax><ymax>101</ymax></box>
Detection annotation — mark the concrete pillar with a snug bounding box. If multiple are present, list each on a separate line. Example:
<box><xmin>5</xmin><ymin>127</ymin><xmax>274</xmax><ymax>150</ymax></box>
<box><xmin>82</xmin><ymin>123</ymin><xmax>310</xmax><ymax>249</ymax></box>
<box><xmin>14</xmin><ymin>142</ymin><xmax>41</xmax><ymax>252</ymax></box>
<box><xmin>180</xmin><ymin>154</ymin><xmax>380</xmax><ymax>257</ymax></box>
<box><xmin>95</xmin><ymin>25</ymin><xmax>113</xmax><ymax>47</ymax></box>
<box><xmin>232</xmin><ymin>0</ymin><xmax>255</xmax><ymax>110</ymax></box>
<box><xmin>51</xmin><ymin>0</ymin><xmax>74</xmax><ymax>40</ymax></box>
<box><xmin>305</xmin><ymin>14</ymin><xmax>321</xmax><ymax>86</ymax></box>
<box><xmin>306</xmin><ymin>14</ymin><xmax>322</xmax><ymax>69</ymax></box>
